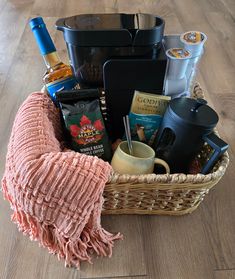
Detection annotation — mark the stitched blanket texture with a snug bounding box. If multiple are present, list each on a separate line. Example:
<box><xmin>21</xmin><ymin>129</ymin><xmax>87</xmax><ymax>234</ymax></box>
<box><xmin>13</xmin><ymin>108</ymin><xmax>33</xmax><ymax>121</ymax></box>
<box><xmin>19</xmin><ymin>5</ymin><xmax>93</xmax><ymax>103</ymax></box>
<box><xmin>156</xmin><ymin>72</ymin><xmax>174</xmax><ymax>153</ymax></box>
<box><xmin>1</xmin><ymin>92</ymin><xmax>122</xmax><ymax>268</ymax></box>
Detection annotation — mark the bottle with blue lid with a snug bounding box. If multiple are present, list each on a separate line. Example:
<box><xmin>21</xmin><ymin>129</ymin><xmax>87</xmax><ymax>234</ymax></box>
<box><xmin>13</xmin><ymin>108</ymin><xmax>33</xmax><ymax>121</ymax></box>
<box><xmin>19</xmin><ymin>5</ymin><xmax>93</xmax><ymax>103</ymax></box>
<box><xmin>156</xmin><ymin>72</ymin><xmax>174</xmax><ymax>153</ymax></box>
<box><xmin>29</xmin><ymin>17</ymin><xmax>78</xmax><ymax>103</ymax></box>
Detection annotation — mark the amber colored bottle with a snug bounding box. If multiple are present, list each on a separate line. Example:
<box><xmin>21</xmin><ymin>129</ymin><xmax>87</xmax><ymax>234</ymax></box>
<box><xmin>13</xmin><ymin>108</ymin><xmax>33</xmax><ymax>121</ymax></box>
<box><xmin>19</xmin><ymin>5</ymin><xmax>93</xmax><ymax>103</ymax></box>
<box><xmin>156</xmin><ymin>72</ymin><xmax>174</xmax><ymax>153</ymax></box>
<box><xmin>29</xmin><ymin>17</ymin><xmax>78</xmax><ymax>103</ymax></box>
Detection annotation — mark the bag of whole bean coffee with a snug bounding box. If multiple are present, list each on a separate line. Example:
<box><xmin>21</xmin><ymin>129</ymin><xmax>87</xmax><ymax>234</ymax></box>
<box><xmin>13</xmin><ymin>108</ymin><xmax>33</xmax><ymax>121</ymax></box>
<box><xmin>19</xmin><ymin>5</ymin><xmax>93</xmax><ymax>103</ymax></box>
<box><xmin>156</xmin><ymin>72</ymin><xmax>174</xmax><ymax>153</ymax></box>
<box><xmin>56</xmin><ymin>89</ymin><xmax>112</xmax><ymax>161</ymax></box>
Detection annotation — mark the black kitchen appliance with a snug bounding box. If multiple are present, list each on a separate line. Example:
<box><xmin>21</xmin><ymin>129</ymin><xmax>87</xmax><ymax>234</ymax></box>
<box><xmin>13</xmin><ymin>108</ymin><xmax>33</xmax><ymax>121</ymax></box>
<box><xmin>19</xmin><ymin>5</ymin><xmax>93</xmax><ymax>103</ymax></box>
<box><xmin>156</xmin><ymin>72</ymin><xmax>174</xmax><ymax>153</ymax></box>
<box><xmin>56</xmin><ymin>13</ymin><xmax>167</xmax><ymax>140</ymax></box>
<box><xmin>152</xmin><ymin>98</ymin><xmax>228</xmax><ymax>174</ymax></box>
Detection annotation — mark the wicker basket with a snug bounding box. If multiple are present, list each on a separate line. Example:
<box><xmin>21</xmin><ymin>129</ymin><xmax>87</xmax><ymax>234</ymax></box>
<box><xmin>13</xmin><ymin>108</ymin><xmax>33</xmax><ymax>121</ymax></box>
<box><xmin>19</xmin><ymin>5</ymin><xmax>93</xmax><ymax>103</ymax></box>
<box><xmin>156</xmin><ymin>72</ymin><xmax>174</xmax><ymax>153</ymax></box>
<box><xmin>102</xmin><ymin>84</ymin><xmax>229</xmax><ymax>215</ymax></box>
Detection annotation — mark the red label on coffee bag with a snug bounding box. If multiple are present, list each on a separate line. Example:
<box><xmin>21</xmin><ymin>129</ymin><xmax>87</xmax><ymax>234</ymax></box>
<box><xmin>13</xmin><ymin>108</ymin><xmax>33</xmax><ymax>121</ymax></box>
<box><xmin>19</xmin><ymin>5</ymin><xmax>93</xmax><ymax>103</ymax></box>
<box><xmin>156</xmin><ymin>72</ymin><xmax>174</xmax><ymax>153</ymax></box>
<box><xmin>70</xmin><ymin>115</ymin><xmax>104</xmax><ymax>145</ymax></box>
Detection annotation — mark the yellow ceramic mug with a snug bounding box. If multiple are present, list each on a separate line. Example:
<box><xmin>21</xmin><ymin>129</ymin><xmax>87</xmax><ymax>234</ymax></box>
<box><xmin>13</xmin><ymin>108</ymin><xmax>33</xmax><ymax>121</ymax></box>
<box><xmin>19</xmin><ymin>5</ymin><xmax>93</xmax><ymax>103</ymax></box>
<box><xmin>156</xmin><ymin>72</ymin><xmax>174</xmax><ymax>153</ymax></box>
<box><xmin>111</xmin><ymin>141</ymin><xmax>170</xmax><ymax>175</ymax></box>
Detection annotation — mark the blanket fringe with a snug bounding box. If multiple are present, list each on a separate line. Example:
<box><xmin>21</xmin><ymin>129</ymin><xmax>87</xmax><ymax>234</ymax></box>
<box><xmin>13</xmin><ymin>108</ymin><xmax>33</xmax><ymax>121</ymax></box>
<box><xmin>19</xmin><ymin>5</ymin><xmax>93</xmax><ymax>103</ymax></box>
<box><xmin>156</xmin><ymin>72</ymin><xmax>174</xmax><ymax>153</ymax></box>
<box><xmin>1</xmin><ymin>178</ymin><xmax>122</xmax><ymax>269</ymax></box>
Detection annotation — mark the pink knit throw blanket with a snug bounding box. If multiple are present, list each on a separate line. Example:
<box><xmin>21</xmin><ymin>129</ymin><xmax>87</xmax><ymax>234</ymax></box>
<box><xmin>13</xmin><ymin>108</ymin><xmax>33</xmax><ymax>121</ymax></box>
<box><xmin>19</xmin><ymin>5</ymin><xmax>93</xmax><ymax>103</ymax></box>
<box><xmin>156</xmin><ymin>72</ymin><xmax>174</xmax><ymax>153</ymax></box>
<box><xmin>1</xmin><ymin>92</ymin><xmax>121</xmax><ymax>268</ymax></box>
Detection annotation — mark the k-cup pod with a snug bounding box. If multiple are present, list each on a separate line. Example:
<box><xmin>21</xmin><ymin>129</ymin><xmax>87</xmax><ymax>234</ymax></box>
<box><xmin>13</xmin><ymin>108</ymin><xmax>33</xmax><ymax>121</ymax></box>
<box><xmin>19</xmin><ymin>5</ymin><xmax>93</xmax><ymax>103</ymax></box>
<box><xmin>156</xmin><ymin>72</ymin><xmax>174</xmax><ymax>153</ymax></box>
<box><xmin>184</xmin><ymin>50</ymin><xmax>204</xmax><ymax>85</ymax></box>
<box><xmin>180</xmin><ymin>31</ymin><xmax>207</xmax><ymax>93</ymax></box>
<box><xmin>164</xmin><ymin>76</ymin><xmax>188</xmax><ymax>98</ymax></box>
<box><xmin>166</xmin><ymin>48</ymin><xmax>191</xmax><ymax>79</ymax></box>
<box><xmin>180</xmin><ymin>31</ymin><xmax>207</xmax><ymax>58</ymax></box>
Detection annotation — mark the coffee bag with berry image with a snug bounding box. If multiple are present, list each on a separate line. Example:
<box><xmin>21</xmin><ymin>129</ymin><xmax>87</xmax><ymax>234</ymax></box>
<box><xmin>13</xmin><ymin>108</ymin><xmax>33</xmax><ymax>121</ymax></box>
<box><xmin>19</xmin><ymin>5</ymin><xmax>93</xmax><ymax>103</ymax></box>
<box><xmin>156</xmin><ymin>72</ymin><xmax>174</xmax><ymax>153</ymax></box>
<box><xmin>56</xmin><ymin>89</ymin><xmax>112</xmax><ymax>161</ymax></box>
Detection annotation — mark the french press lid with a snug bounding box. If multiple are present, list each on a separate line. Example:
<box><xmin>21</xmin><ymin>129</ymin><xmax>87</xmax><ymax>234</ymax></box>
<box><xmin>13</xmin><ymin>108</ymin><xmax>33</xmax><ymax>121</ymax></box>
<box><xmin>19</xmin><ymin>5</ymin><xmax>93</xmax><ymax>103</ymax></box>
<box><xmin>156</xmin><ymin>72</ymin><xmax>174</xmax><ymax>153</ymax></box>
<box><xmin>168</xmin><ymin>98</ymin><xmax>219</xmax><ymax>130</ymax></box>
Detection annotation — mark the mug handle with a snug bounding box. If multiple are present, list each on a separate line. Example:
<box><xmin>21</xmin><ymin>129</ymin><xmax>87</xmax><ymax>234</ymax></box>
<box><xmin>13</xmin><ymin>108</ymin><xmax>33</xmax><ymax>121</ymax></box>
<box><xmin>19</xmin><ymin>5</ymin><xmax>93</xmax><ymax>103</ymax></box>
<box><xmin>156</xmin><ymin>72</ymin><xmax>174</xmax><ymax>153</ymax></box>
<box><xmin>154</xmin><ymin>158</ymin><xmax>170</xmax><ymax>174</ymax></box>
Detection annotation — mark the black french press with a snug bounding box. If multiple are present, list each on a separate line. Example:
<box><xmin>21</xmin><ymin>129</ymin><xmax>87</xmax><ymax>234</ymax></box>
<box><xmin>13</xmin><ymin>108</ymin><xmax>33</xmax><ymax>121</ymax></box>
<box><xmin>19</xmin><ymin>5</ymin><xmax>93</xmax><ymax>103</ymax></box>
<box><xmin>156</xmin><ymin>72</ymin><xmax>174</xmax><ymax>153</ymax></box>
<box><xmin>152</xmin><ymin>98</ymin><xmax>228</xmax><ymax>174</ymax></box>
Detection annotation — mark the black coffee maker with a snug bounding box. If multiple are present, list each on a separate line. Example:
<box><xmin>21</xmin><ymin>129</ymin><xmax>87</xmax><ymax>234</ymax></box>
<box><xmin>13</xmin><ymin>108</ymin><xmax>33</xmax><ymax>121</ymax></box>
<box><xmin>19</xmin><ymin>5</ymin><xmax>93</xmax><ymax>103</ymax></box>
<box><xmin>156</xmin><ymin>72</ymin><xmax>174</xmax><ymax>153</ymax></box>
<box><xmin>152</xmin><ymin>98</ymin><xmax>228</xmax><ymax>174</ymax></box>
<box><xmin>56</xmin><ymin>13</ymin><xmax>167</xmax><ymax>140</ymax></box>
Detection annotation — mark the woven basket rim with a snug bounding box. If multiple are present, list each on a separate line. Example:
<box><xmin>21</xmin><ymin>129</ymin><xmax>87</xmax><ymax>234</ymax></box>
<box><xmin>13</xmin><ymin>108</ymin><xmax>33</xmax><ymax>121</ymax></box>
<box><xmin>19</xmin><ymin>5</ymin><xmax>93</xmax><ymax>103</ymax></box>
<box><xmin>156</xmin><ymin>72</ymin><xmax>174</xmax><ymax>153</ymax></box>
<box><xmin>108</xmin><ymin>83</ymin><xmax>230</xmax><ymax>185</ymax></box>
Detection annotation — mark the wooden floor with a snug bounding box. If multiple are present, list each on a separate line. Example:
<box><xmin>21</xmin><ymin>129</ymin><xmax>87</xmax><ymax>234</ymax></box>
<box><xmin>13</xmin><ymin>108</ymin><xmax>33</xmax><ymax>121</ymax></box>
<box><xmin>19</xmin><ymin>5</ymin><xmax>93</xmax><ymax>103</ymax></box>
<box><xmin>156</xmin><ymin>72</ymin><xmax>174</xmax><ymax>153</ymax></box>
<box><xmin>0</xmin><ymin>0</ymin><xmax>235</xmax><ymax>278</ymax></box>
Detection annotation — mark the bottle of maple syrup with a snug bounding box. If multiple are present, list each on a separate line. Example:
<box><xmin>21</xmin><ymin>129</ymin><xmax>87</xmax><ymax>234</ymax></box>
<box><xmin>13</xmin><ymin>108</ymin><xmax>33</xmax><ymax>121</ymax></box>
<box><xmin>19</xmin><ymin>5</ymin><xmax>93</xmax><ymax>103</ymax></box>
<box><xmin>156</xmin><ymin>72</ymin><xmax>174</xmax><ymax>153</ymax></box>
<box><xmin>29</xmin><ymin>17</ymin><xmax>78</xmax><ymax>103</ymax></box>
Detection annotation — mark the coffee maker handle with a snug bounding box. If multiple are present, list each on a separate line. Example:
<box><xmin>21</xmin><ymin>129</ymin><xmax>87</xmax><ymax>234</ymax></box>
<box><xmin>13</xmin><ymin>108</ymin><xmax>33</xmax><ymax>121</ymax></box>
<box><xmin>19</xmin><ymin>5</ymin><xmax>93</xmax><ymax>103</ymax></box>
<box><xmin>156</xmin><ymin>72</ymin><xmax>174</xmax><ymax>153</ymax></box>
<box><xmin>55</xmin><ymin>18</ymin><xmax>66</xmax><ymax>31</ymax></box>
<box><xmin>201</xmin><ymin>133</ymin><xmax>228</xmax><ymax>174</ymax></box>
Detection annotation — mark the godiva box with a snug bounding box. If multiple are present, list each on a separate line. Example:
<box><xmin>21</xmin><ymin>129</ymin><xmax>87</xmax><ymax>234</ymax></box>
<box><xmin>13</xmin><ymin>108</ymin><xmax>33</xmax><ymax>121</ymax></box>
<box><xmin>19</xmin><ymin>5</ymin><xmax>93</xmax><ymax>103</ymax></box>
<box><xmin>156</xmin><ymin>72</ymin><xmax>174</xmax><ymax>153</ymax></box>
<box><xmin>130</xmin><ymin>91</ymin><xmax>171</xmax><ymax>115</ymax></box>
<box><xmin>129</xmin><ymin>92</ymin><xmax>171</xmax><ymax>144</ymax></box>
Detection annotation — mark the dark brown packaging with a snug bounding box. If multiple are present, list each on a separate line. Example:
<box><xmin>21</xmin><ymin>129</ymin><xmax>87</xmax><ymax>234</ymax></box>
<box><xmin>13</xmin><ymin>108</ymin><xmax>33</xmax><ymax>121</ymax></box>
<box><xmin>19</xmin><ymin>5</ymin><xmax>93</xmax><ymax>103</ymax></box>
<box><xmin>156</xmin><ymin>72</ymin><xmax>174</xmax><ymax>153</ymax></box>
<box><xmin>56</xmin><ymin>89</ymin><xmax>112</xmax><ymax>161</ymax></box>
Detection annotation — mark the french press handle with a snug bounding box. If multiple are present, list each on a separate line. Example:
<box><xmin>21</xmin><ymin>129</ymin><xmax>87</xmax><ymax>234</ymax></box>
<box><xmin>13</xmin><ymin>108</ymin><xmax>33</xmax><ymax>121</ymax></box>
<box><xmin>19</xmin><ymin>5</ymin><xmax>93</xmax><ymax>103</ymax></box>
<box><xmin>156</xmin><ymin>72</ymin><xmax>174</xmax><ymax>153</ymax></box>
<box><xmin>201</xmin><ymin>133</ymin><xmax>228</xmax><ymax>174</ymax></box>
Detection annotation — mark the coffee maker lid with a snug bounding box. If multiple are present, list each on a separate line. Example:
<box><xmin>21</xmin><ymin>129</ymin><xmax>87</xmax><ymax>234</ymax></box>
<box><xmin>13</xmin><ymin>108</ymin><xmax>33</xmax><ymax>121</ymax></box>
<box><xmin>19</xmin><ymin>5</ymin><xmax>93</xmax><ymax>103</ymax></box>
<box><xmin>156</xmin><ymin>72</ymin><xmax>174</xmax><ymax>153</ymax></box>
<box><xmin>169</xmin><ymin>98</ymin><xmax>219</xmax><ymax>129</ymax></box>
<box><xmin>56</xmin><ymin>13</ymin><xmax>164</xmax><ymax>46</ymax></box>
<box><xmin>64</xmin><ymin>13</ymin><xmax>158</xmax><ymax>30</ymax></box>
